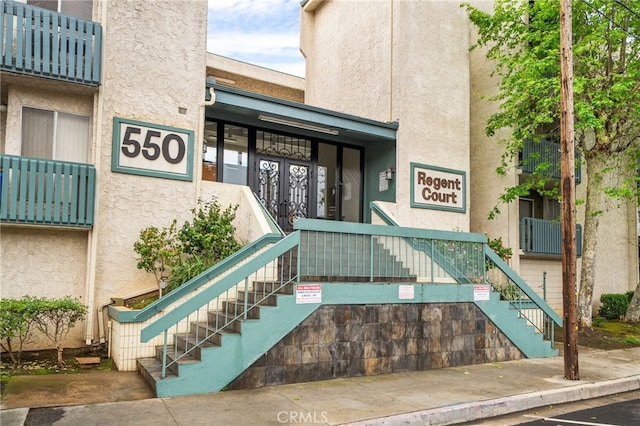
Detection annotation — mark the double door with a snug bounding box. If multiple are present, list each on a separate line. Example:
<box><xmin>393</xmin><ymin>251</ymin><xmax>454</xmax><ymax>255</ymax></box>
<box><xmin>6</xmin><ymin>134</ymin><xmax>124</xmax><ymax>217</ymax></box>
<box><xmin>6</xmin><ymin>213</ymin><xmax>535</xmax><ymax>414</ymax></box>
<box><xmin>256</xmin><ymin>156</ymin><xmax>312</xmax><ymax>231</ymax></box>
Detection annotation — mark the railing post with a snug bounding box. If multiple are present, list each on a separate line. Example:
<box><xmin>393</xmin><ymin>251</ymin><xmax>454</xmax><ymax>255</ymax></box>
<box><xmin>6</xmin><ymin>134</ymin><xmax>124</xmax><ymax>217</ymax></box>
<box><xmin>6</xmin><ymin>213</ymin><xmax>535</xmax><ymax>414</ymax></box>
<box><xmin>161</xmin><ymin>330</ymin><xmax>168</xmax><ymax>379</ymax></box>
<box><xmin>370</xmin><ymin>236</ymin><xmax>374</xmax><ymax>282</ymax></box>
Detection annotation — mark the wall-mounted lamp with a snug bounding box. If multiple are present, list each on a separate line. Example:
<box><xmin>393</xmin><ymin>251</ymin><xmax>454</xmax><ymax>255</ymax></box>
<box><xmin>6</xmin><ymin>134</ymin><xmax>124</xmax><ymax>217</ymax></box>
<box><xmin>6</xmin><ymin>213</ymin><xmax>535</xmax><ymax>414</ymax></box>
<box><xmin>385</xmin><ymin>167</ymin><xmax>395</xmax><ymax>181</ymax></box>
<box><xmin>0</xmin><ymin>105</ymin><xmax>7</xmax><ymax>113</ymax></box>
<box><xmin>159</xmin><ymin>276</ymin><xmax>168</xmax><ymax>298</ymax></box>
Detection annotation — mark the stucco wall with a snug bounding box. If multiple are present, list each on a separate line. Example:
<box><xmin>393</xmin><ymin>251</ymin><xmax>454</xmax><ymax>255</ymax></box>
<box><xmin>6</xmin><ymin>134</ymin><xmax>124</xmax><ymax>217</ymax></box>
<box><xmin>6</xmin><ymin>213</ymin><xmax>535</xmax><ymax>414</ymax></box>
<box><xmin>86</xmin><ymin>0</ymin><xmax>208</xmax><ymax>346</ymax></box>
<box><xmin>0</xmin><ymin>227</ymin><xmax>88</xmax><ymax>348</ymax></box>
<box><xmin>302</xmin><ymin>0</ymin><xmax>471</xmax><ymax>232</ymax></box>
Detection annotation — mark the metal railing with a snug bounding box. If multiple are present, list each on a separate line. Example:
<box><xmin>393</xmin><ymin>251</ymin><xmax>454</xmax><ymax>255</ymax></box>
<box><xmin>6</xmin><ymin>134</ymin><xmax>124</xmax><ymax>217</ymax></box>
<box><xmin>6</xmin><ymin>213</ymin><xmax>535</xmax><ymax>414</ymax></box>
<box><xmin>520</xmin><ymin>217</ymin><xmax>583</xmax><ymax>257</ymax></box>
<box><xmin>141</xmin><ymin>234</ymin><xmax>299</xmax><ymax>378</ymax></box>
<box><xmin>1</xmin><ymin>0</ymin><xmax>102</xmax><ymax>85</ymax></box>
<box><xmin>520</xmin><ymin>138</ymin><xmax>581</xmax><ymax>183</ymax></box>
<box><xmin>0</xmin><ymin>154</ymin><xmax>96</xmax><ymax>227</ymax></box>
<box><xmin>297</xmin><ymin>219</ymin><xmax>486</xmax><ymax>283</ymax></box>
<box><xmin>140</xmin><ymin>217</ymin><xmax>563</xmax><ymax>378</ymax></box>
<box><xmin>485</xmin><ymin>247</ymin><xmax>561</xmax><ymax>341</ymax></box>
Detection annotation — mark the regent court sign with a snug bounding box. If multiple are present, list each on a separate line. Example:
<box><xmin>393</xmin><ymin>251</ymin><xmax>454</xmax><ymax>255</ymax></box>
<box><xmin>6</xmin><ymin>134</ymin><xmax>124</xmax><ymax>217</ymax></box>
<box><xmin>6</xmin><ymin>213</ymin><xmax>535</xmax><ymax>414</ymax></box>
<box><xmin>411</xmin><ymin>163</ymin><xmax>466</xmax><ymax>213</ymax></box>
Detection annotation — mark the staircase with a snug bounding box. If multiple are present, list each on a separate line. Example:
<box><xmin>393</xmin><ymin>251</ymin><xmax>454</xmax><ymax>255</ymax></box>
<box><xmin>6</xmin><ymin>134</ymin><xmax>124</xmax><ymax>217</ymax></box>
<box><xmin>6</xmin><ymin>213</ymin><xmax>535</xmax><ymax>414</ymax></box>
<box><xmin>133</xmin><ymin>219</ymin><xmax>561</xmax><ymax>397</ymax></box>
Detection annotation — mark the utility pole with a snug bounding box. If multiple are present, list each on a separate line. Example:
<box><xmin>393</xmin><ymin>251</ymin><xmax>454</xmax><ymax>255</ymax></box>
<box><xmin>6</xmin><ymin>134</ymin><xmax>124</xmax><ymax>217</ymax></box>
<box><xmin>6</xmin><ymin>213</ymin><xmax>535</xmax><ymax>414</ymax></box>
<box><xmin>560</xmin><ymin>0</ymin><xmax>579</xmax><ymax>380</ymax></box>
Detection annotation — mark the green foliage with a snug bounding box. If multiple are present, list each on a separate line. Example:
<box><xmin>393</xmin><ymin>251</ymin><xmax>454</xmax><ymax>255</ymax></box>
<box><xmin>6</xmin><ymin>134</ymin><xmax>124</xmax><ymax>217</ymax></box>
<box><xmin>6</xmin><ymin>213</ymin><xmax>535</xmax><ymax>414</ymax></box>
<box><xmin>0</xmin><ymin>296</ymin><xmax>41</xmax><ymax>364</ymax></box>
<box><xmin>0</xmin><ymin>296</ymin><xmax>87</xmax><ymax>366</ymax></box>
<box><xmin>133</xmin><ymin>198</ymin><xmax>242</xmax><ymax>296</ymax></box>
<box><xmin>599</xmin><ymin>293</ymin><xmax>630</xmax><ymax>320</ymax></box>
<box><xmin>487</xmin><ymin>236</ymin><xmax>512</xmax><ymax>262</ymax></box>
<box><xmin>33</xmin><ymin>297</ymin><xmax>87</xmax><ymax>367</ymax></box>
<box><xmin>133</xmin><ymin>221</ymin><xmax>179</xmax><ymax>285</ymax></box>
<box><xmin>176</xmin><ymin>199</ymin><xmax>242</xmax><ymax>266</ymax></box>
<box><xmin>462</xmin><ymin>0</ymin><xmax>640</xmax><ymax>216</ymax></box>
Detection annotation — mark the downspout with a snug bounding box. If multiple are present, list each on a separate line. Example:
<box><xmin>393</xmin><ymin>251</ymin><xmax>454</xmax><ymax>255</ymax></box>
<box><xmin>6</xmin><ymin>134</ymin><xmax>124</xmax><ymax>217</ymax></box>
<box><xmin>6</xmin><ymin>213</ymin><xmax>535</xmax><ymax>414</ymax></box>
<box><xmin>84</xmin><ymin>0</ymin><xmax>108</xmax><ymax>345</ymax></box>
<box><xmin>195</xmin><ymin>83</ymin><xmax>216</xmax><ymax>201</ymax></box>
<box><xmin>388</xmin><ymin>0</ymin><xmax>394</xmax><ymax>122</ymax></box>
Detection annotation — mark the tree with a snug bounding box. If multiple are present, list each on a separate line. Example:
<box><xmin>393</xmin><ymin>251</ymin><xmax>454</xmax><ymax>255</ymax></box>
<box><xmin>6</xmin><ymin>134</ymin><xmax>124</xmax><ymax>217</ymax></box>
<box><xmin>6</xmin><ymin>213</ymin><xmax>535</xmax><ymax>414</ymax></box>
<box><xmin>463</xmin><ymin>0</ymin><xmax>640</xmax><ymax>329</ymax></box>
<box><xmin>33</xmin><ymin>297</ymin><xmax>87</xmax><ymax>367</ymax></box>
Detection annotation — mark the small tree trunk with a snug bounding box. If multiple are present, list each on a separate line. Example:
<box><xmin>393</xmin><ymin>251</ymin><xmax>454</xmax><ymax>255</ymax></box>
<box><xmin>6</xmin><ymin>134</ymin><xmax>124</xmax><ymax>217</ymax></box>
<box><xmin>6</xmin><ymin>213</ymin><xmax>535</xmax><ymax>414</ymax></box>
<box><xmin>577</xmin><ymin>154</ymin><xmax>607</xmax><ymax>329</ymax></box>
<box><xmin>624</xmin><ymin>281</ymin><xmax>640</xmax><ymax>322</ymax></box>
<box><xmin>56</xmin><ymin>344</ymin><xmax>66</xmax><ymax>367</ymax></box>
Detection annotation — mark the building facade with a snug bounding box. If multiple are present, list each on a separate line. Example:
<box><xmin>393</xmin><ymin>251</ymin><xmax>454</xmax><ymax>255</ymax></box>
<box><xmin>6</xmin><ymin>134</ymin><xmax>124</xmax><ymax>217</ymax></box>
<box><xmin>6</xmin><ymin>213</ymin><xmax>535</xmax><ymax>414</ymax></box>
<box><xmin>0</xmin><ymin>0</ymin><xmax>636</xmax><ymax>357</ymax></box>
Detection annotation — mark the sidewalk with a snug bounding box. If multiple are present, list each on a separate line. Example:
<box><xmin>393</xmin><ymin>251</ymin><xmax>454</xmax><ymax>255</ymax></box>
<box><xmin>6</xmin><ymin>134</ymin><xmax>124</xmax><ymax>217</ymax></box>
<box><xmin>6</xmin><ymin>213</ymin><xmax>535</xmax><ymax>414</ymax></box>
<box><xmin>2</xmin><ymin>346</ymin><xmax>639</xmax><ymax>426</ymax></box>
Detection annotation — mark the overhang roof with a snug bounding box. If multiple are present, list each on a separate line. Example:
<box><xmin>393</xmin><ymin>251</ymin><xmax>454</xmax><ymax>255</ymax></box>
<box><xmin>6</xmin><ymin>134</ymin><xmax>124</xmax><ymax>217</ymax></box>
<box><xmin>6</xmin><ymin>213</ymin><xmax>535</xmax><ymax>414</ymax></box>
<box><xmin>206</xmin><ymin>81</ymin><xmax>398</xmax><ymax>146</ymax></box>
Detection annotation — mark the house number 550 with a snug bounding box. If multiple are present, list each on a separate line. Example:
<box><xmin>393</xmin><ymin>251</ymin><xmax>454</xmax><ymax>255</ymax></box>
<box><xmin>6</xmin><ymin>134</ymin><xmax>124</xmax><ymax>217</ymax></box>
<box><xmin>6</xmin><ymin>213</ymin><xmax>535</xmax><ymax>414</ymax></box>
<box><xmin>120</xmin><ymin>126</ymin><xmax>186</xmax><ymax>164</ymax></box>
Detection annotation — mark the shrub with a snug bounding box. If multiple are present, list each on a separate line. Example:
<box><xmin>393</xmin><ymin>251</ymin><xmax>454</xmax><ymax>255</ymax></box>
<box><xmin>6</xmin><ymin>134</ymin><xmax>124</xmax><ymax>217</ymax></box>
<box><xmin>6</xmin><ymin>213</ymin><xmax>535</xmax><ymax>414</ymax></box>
<box><xmin>33</xmin><ymin>296</ymin><xmax>87</xmax><ymax>367</ymax></box>
<box><xmin>133</xmin><ymin>198</ymin><xmax>242</xmax><ymax>296</ymax></box>
<box><xmin>0</xmin><ymin>296</ymin><xmax>41</xmax><ymax>364</ymax></box>
<box><xmin>599</xmin><ymin>293</ymin><xmax>629</xmax><ymax>320</ymax></box>
<box><xmin>0</xmin><ymin>296</ymin><xmax>87</xmax><ymax>366</ymax></box>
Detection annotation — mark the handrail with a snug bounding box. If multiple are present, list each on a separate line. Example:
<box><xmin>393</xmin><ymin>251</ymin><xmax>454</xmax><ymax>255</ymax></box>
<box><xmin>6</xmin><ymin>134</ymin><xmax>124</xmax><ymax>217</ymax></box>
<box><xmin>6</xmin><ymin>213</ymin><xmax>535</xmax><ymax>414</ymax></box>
<box><xmin>141</xmin><ymin>232</ymin><xmax>300</xmax><ymax>343</ymax></box>
<box><xmin>371</xmin><ymin>201</ymin><xmax>562</xmax><ymax>332</ymax></box>
<box><xmin>294</xmin><ymin>217</ymin><xmax>487</xmax><ymax>243</ymax></box>
<box><xmin>252</xmin><ymin>191</ymin><xmax>285</xmax><ymax>236</ymax></box>
<box><xmin>133</xmin><ymin>233</ymin><xmax>283</xmax><ymax>322</ymax></box>
<box><xmin>484</xmin><ymin>246</ymin><xmax>562</xmax><ymax>326</ymax></box>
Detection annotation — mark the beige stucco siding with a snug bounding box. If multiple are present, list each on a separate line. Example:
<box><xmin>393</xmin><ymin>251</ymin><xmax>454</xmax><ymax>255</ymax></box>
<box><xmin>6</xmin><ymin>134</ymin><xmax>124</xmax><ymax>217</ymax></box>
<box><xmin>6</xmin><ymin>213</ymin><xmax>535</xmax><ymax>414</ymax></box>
<box><xmin>302</xmin><ymin>0</ymin><xmax>471</xmax><ymax>231</ymax></box>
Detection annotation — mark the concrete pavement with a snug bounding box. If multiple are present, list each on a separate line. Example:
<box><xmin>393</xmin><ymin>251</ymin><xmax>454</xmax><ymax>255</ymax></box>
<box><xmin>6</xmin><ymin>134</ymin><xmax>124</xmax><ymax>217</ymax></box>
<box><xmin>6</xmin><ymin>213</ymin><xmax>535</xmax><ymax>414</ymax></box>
<box><xmin>1</xmin><ymin>346</ymin><xmax>639</xmax><ymax>426</ymax></box>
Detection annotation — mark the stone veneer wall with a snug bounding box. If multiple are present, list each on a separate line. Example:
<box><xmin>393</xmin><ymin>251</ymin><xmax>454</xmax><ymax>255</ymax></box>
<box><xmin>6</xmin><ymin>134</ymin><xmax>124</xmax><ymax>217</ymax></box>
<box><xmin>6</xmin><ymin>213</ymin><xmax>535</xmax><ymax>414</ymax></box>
<box><xmin>227</xmin><ymin>303</ymin><xmax>523</xmax><ymax>390</ymax></box>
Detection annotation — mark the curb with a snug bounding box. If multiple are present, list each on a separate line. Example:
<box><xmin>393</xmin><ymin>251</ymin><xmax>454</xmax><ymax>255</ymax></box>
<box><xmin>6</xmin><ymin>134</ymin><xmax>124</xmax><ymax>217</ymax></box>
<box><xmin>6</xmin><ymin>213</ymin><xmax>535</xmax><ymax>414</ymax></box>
<box><xmin>345</xmin><ymin>375</ymin><xmax>640</xmax><ymax>425</ymax></box>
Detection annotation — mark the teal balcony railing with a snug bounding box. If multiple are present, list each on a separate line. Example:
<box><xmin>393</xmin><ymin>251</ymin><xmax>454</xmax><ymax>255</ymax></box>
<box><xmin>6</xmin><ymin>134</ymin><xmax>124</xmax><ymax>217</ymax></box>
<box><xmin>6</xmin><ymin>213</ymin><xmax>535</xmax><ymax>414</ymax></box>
<box><xmin>520</xmin><ymin>139</ymin><xmax>581</xmax><ymax>183</ymax></box>
<box><xmin>0</xmin><ymin>155</ymin><xmax>96</xmax><ymax>227</ymax></box>
<box><xmin>1</xmin><ymin>0</ymin><xmax>102</xmax><ymax>85</ymax></box>
<box><xmin>520</xmin><ymin>217</ymin><xmax>582</xmax><ymax>257</ymax></box>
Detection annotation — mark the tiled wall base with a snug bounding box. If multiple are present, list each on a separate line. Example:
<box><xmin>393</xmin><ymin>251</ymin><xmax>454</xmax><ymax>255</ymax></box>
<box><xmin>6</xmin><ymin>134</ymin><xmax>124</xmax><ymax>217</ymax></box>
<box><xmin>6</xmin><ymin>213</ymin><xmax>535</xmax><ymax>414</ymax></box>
<box><xmin>227</xmin><ymin>303</ymin><xmax>523</xmax><ymax>390</ymax></box>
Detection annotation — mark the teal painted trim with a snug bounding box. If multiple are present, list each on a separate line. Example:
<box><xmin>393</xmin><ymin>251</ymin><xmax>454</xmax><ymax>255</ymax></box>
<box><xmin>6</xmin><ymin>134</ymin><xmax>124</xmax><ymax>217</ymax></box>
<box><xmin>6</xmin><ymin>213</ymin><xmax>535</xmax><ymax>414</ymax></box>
<box><xmin>294</xmin><ymin>218</ymin><xmax>487</xmax><ymax>243</ymax></box>
<box><xmin>209</xmin><ymin>83</ymin><xmax>398</xmax><ymax>140</ymax></box>
<box><xmin>484</xmin><ymin>246</ymin><xmax>562</xmax><ymax>327</ymax></box>
<box><xmin>0</xmin><ymin>155</ymin><xmax>95</xmax><ymax>227</ymax></box>
<box><xmin>154</xmin><ymin>296</ymin><xmax>319</xmax><ymax>397</ymax></box>
<box><xmin>475</xmin><ymin>295</ymin><xmax>558</xmax><ymax>358</ymax></box>
<box><xmin>252</xmin><ymin>191</ymin><xmax>284</xmax><ymax>236</ymax></box>
<box><xmin>132</xmin><ymin>233</ymin><xmax>282</xmax><ymax>323</ymax></box>
<box><xmin>154</xmin><ymin>282</ymin><xmax>557</xmax><ymax>397</ymax></box>
<box><xmin>409</xmin><ymin>163</ymin><xmax>467</xmax><ymax>213</ymax></box>
<box><xmin>141</xmin><ymin>232</ymin><xmax>301</xmax><ymax>342</ymax></box>
<box><xmin>107</xmin><ymin>306</ymin><xmax>141</xmax><ymax>323</ymax></box>
<box><xmin>111</xmin><ymin>117</ymin><xmax>195</xmax><ymax>182</ymax></box>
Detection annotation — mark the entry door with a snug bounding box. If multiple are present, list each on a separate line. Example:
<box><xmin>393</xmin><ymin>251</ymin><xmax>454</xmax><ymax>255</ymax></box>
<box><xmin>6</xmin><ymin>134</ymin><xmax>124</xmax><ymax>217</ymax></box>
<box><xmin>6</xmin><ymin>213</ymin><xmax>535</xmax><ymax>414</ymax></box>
<box><xmin>256</xmin><ymin>157</ymin><xmax>311</xmax><ymax>231</ymax></box>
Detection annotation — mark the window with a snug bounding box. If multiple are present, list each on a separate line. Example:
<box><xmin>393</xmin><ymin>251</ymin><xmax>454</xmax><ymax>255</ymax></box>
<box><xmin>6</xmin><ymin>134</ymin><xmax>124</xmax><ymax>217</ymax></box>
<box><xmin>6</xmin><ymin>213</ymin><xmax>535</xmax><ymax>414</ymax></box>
<box><xmin>28</xmin><ymin>0</ymin><xmax>93</xmax><ymax>20</ymax></box>
<box><xmin>21</xmin><ymin>107</ymin><xmax>90</xmax><ymax>163</ymax></box>
<box><xmin>222</xmin><ymin>124</ymin><xmax>248</xmax><ymax>185</ymax></box>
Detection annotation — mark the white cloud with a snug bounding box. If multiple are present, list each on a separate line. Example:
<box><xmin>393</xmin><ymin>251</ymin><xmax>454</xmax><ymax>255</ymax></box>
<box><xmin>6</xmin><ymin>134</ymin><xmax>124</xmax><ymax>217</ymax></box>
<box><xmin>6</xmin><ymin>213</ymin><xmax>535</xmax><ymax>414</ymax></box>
<box><xmin>207</xmin><ymin>0</ymin><xmax>304</xmax><ymax>77</ymax></box>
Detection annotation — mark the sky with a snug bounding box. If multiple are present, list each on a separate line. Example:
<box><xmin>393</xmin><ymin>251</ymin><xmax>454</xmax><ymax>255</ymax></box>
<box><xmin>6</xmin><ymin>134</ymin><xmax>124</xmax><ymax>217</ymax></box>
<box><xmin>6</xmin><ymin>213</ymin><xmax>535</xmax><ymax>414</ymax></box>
<box><xmin>207</xmin><ymin>0</ymin><xmax>306</xmax><ymax>77</ymax></box>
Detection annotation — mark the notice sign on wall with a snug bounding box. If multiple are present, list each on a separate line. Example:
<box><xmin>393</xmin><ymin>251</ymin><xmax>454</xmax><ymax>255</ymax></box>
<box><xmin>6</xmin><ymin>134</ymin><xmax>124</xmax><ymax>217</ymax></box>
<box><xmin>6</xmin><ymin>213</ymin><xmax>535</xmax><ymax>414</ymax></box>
<box><xmin>474</xmin><ymin>285</ymin><xmax>491</xmax><ymax>301</ymax></box>
<box><xmin>112</xmin><ymin>117</ymin><xmax>194</xmax><ymax>181</ymax></box>
<box><xmin>296</xmin><ymin>284</ymin><xmax>322</xmax><ymax>304</ymax></box>
<box><xmin>411</xmin><ymin>163</ymin><xmax>466</xmax><ymax>213</ymax></box>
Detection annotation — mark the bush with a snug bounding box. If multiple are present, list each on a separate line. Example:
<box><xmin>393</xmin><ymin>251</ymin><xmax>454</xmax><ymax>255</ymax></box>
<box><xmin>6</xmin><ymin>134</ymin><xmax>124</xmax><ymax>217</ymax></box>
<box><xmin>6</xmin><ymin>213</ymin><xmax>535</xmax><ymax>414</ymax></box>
<box><xmin>0</xmin><ymin>296</ymin><xmax>87</xmax><ymax>366</ymax></box>
<box><xmin>0</xmin><ymin>296</ymin><xmax>41</xmax><ymax>364</ymax></box>
<box><xmin>133</xmin><ymin>198</ymin><xmax>242</xmax><ymax>296</ymax></box>
<box><xmin>599</xmin><ymin>293</ymin><xmax>629</xmax><ymax>320</ymax></box>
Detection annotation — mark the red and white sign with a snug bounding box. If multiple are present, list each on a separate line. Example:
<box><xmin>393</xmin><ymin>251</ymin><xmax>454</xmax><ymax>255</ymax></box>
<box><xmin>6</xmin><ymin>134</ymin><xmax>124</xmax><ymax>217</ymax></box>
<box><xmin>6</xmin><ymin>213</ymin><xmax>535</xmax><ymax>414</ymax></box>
<box><xmin>474</xmin><ymin>285</ymin><xmax>491</xmax><ymax>301</ymax></box>
<box><xmin>296</xmin><ymin>284</ymin><xmax>322</xmax><ymax>304</ymax></box>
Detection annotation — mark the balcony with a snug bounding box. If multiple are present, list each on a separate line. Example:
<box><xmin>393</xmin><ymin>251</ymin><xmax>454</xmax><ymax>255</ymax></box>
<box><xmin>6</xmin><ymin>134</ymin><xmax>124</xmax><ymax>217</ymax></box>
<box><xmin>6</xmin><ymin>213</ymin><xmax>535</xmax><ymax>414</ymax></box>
<box><xmin>520</xmin><ymin>217</ymin><xmax>582</xmax><ymax>257</ymax></box>
<box><xmin>0</xmin><ymin>155</ymin><xmax>96</xmax><ymax>228</ymax></box>
<box><xmin>0</xmin><ymin>1</ymin><xmax>102</xmax><ymax>85</ymax></box>
<box><xmin>520</xmin><ymin>139</ymin><xmax>581</xmax><ymax>183</ymax></box>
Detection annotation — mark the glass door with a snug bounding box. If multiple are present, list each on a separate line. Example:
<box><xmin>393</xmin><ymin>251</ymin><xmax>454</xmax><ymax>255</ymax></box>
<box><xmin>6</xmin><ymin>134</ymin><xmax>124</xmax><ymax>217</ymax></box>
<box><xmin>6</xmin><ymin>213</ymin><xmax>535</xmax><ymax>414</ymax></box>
<box><xmin>256</xmin><ymin>157</ymin><xmax>311</xmax><ymax>231</ymax></box>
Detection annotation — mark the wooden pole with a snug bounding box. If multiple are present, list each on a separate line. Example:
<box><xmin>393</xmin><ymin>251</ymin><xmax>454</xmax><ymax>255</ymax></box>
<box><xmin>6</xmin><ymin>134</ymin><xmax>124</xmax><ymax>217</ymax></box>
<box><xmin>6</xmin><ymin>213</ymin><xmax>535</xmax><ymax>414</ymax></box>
<box><xmin>560</xmin><ymin>0</ymin><xmax>579</xmax><ymax>380</ymax></box>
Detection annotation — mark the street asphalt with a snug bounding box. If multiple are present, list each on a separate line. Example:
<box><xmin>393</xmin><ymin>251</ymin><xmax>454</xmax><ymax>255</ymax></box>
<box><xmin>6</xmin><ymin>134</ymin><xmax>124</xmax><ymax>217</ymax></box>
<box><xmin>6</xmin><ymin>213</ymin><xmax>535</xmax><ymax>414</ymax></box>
<box><xmin>1</xmin><ymin>345</ymin><xmax>638</xmax><ymax>426</ymax></box>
